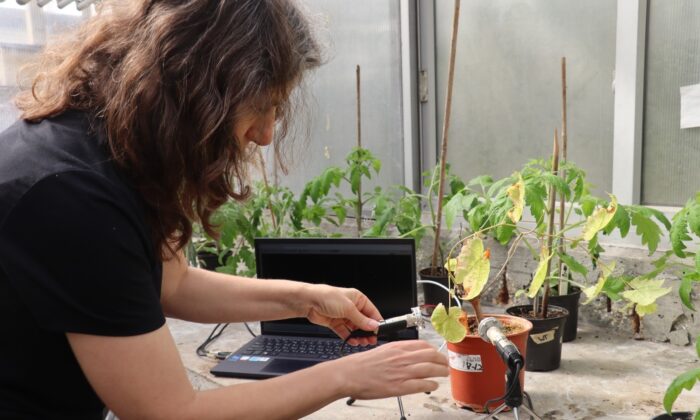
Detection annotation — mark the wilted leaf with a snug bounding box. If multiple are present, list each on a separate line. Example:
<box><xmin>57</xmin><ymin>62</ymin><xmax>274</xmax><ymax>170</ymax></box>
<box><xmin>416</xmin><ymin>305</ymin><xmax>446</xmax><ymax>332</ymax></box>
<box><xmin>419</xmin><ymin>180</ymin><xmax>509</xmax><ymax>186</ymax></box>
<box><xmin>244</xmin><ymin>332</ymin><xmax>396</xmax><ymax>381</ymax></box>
<box><xmin>506</xmin><ymin>174</ymin><xmax>525</xmax><ymax>223</ymax></box>
<box><xmin>430</xmin><ymin>303</ymin><xmax>467</xmax><ymax>343</ymax></box>
<box><xmin>452</xmin><ymin>238</ymin><xmax>491</xmax><ymax>300</ymax></box>
<box><xmin>635</xmin><ymin>303</ymin><xmax>657</xmax><ymax>317</ymax></box>
<box><xmin>527</xmin><ymin>248</ymin><xmax>552</xmax><ymax>298</ymax></box>
<box><xmin>622</xmin><ymin>278</ymin><xmax>672</xmax><ymax>306</ymax></box>
<box><xmin>582</xmin><ymin>195</ymin><xmax>618</xmax><ymax>241</ymax></box>
<box><xmin>583</xmin><ymin>261</ymin><xmax>616</xmax><ymax>304</ymax></box>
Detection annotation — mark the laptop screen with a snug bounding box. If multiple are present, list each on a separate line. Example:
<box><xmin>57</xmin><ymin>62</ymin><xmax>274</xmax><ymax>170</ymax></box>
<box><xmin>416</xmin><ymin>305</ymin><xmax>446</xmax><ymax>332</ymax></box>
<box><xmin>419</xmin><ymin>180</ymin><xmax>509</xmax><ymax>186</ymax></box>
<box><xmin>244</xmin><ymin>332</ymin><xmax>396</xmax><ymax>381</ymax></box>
<box><xmin>255</xmin><ymin>238</ymin><xmax>418</xmax><ymax>340</ymax></box>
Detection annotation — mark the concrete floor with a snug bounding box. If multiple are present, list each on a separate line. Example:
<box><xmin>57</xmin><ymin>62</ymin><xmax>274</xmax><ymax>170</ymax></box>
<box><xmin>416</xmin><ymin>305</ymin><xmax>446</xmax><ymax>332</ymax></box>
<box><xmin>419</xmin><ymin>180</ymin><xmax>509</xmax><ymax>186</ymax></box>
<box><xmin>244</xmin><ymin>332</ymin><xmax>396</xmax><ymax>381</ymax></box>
<box><xmin>169</xmin><ymin>313</ymin><xmax>700</xmax><ymax>420</ymax></box>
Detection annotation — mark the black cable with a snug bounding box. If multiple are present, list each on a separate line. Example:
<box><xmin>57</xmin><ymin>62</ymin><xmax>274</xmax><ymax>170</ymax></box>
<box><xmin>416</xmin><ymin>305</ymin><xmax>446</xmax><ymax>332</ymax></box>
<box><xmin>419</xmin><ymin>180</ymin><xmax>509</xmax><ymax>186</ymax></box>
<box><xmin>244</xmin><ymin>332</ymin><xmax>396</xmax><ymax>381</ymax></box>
<box><xmin>483</xmin><ymin>361</ymin><xmax>522</xmax><ymax>414</ymax></box>
<box><xmin>244</xmin><ymin>322</ymin><xmax>257</xmax><ymax>337</ymax></box>
<box><xmin>196</xmin><ymin>323</ymin><xmax>229</xmax><ymax>357</ymax></box>
<box><xmin>338</xmin><ymin>329</ymin><xmax>378</xmax><ymax>357</ymax></box>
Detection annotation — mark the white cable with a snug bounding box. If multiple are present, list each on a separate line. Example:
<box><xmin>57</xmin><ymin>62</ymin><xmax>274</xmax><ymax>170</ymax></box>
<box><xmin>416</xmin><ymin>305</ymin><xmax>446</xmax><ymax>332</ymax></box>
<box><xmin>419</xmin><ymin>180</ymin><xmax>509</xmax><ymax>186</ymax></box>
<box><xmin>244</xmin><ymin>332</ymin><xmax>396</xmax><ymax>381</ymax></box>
<box><xmin>416</xmin><ymin>279</ymin><xmax>462</xmax><ymax>308</ymax></box>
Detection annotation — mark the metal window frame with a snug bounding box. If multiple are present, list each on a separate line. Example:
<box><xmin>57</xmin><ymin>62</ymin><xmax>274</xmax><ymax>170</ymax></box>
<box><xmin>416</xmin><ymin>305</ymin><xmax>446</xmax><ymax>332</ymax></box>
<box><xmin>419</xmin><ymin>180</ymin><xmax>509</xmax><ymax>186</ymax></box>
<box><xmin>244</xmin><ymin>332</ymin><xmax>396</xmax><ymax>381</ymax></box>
<box><xmin>400</xmin><ymin>0</ymin><xmax>421</xmax><ymax>191</ymax></box>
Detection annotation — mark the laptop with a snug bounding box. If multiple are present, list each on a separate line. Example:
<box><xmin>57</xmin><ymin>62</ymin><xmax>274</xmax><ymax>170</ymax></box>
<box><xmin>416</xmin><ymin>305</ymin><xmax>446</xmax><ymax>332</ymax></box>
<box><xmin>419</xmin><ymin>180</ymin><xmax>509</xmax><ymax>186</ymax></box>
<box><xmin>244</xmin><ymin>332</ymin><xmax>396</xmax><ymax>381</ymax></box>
<box><xmin>211</xmin><ymin>238</ymin><xmax>418</xmax><ymax>379</ymax></box>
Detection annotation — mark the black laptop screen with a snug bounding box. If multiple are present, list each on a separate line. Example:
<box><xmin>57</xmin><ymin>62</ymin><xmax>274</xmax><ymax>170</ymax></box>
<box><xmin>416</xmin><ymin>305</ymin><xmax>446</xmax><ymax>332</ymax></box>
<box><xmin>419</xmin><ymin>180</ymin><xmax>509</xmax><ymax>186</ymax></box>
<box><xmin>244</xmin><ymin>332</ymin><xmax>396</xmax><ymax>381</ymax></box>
<box><xmin>255</xmin><ymin>238</ymin><xmax>417</xmax><ymax>339</ymax></box>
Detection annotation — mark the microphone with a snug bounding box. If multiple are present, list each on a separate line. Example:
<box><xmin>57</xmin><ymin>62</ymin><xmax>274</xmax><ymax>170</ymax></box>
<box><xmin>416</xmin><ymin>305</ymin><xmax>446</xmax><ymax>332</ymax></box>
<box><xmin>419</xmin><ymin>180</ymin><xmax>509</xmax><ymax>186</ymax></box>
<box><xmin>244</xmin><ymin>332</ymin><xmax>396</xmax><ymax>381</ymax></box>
<box><xmin>478</xmin><ymin>317</ymin><xmax>523</xmax><ymax>366</ymax></box>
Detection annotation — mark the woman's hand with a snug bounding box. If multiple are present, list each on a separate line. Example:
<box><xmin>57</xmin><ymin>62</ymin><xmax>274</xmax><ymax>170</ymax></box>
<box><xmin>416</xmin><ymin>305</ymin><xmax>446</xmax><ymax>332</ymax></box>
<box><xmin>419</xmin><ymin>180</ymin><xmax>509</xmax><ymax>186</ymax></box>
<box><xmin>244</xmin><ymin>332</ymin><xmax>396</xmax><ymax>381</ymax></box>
<box><xmin>332</xmin><ymin>340</ymin><xmax>449</xmax><ymax>399</ymax></box>
<box><xmin>304</xmin><ymin>284</ymin><xmax>382</xmax><ymax>345</ymax></box>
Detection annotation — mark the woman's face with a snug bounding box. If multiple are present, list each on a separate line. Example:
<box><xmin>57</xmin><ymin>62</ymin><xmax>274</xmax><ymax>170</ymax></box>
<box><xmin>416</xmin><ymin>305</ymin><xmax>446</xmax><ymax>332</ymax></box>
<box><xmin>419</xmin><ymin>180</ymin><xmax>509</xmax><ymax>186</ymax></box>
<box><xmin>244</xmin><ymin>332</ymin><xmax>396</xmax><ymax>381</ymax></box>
<box><xmin>234</xmin><ymin>103</ymin><xmax>278</xmax><ymax>149</ymax></box>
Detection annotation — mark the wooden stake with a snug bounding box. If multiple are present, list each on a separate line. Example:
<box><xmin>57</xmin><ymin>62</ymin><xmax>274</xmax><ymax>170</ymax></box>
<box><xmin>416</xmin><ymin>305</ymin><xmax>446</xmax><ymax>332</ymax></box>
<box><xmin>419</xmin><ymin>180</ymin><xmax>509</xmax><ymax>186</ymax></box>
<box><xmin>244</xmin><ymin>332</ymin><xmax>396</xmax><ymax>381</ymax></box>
<box><xmin>541</xmin><ymin>129</ymin><xmax>560</xmax><ymax>318</ymax></box>
<box><xmin>558</xmin><ymin>57</ymin><xmax>569</xmax><ymax>295</ymax></box>
<box><xmin>430</xmin><ymin>0</ymin><xmax>461</xmax><ymax>273</ymax></box>
<box><xmin>355</xmin><ymin>64</ymin><xmax>362</xmax><ymax>237</ymax></box>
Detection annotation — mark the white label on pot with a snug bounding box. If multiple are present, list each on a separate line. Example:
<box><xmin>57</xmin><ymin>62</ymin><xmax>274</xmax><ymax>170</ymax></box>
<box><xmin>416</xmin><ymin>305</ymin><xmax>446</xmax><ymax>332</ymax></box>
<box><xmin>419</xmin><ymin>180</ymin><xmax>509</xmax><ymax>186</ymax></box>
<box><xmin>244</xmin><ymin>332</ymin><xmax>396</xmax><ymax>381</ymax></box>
<box><xmin>530</xmin><ymin>329</ymin><xmax>556</xmax><ymax>344</ymax></box>
<box><xmin>447</xmin><ymin>350</ymin><xmax>483</xmax><ymax>373</ymax></box>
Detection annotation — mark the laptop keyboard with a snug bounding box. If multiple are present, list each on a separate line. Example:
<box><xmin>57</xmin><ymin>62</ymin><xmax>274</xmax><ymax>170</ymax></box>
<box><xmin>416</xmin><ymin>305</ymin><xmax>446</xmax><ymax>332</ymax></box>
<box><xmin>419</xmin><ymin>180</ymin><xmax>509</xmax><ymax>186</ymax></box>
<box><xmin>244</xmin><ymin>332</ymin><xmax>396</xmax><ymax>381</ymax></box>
<box><xmin>240</xmin><ymin>336</ymin><xmax>378</xmax><ymax>360</ymax></box>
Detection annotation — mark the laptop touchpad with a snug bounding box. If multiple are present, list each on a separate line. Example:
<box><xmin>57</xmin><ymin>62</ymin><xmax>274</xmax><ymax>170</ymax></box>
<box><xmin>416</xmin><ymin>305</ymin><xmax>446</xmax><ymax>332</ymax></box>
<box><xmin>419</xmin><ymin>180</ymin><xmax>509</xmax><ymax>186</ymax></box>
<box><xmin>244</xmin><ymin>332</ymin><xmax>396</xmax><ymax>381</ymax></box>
<box><xmin>262</xmin><ymin>359</ymin><xmax>319</xmax><ymax>374</ymax></box>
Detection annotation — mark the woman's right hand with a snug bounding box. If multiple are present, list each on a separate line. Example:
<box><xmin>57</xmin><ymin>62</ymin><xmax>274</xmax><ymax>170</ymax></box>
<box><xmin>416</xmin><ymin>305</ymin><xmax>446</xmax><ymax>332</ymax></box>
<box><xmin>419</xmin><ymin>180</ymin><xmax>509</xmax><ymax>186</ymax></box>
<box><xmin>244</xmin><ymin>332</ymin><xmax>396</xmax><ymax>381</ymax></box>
<box><xmin>332</xmin><ymin>340</ymin><xmax>449</xmax><ymax>400</ymax></box>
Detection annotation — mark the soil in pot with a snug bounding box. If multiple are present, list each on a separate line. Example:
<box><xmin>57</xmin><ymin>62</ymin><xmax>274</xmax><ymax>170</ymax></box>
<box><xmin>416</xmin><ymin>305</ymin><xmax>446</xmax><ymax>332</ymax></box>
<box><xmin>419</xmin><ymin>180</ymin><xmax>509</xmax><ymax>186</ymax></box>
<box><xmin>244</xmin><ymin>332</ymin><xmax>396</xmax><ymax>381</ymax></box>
<box><xmin>447</xmin><ymin>313</ymin><xmax>532</xmax><ymax>413</ymax></box>
<box><xmin>544</xmin><ymin>287</ymin><xmax>581</xmax><ymax>342</ymax></box>
<box><xmin>651</xmin><ymin>413</ymin><xmax>694</xmax><ymax>420</ymax></box>
<box><xmin>506</xmin><ymin>305</ymin><xmax>568</xmax><ymax>372</ymax></box>
<box><xmin>419</xmin><ymin>267</ymin><xmax>451</xmax><ymax>311</ymax></box>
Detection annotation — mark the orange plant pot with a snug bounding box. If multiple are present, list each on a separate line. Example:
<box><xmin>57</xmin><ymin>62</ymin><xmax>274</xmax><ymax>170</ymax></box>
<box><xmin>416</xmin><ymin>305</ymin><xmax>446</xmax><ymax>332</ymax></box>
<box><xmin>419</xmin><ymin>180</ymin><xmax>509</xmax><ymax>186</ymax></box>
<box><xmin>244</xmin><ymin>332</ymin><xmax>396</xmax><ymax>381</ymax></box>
<box><xmin>447</xmin><ymin>314</ymin><xmax>533</xmax><ymax>412</ymax></box>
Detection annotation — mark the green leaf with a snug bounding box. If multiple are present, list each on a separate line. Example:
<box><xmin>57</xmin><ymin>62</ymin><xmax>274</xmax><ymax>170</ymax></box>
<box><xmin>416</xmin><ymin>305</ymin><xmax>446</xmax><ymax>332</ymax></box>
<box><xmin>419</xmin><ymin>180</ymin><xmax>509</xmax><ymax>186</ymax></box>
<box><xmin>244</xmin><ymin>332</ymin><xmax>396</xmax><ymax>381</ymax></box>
<box><xmin>610</xmin><ymin>204</ymin><xmax>630</xmax><ymax>237</ymax></box>
<box><xmin>524</xmin><ymin>180</ymin><xmax>547</xmax><ymax>223</ymax></box>
<box><xmin>372</xmin><ymin>158</ymin><xmax>381</xmax><ymax>173</ymax></box>
<box><xmin>581</xmin><ymin>195</ymin><xmax>618</xmax><ymax>241</ymax></box>
<box><xmin>689</xmin><ymin>204</ymin><xmax>700</xmax><ymax>236</ymax></box>
<box><xmin>622</xmin><ymin>278</ymin><xmax>672</xmax><ymax>306</ymax></box>
<box><xmin>680</xmin><ymin>275</ymin><xmax>696</xmax><ymax>311</ymax></box>
<box><xmin>452</xmin><ymin>238</ymin><xmax>491</xmax><ymax>300</ymax></box>
<box><xmin>495</xmin><ymin>224</ymin><xmax>517</xmax><ymax>245</ymax></box>
<box><xmin>527</xmin><ymin>248</ymin><xmax>552</xmax><ymax>298</ymax></box>
<box><xmin>468</xmin><ymin>175</ymin><xmax>493</xmax><ymax>189</ymax></box>
<box><xmin>444</xmin><ymin>192</ymin><xmax>464</xmax><ymax>230</ymax></box>
<box><xmin>696</xmin><ymin>252</ymin><xmax>700</xmax><ymax>272</ymax></box>
<box><xmin>332</xmin><ymin>205</ymin><xmax>347</xmax><ymax>226</ymax></box>
<box><xmin>350</xmin><ymin>168</ymin><xmax>361</xmax><ymax>194</ymax></box>
<box><xmin>602</xmin><ymin>275</ymin><xmax>628</xmax><ymax>301</ymax></box>
<box><xmin>506</xmin><ymin>174</ymin><xmax>525</xmax><ymax>223</ymax></box>
<box><xmin>582</xmin><ymin>261</ymin><xmax>615</xmax><ymax>304</ymax></box>
<box><xmin>580</xmin><ymin>195</ymin><xmax>599</xmax><ymax>217</ymax></box>
<box><xmin>664</xmin><ymin>367</ymin><xmax>700</xmax><ymax>414</ymax></box>
<box><xmin>671</xmin><ymin>209</ymin><xmax>692</xmax><ymax>258</ymax></box>
<box><xmin>430</xmin><ymin>303</ymin><xmax>467</xmax><ymax>343</ymax></box>
<box><xmin>559</xmin><ymin>253</ymin><xmax>588</xmax><ymax>277</ymax></box>
<box><xmin>648</xmin><ymin>207</ymin><xmax>672</xmax><ymax>230</ymax></box>
<box><xmin>696</xmin><ymin>335</ymin><xmax>700</xmax><ymax>359</ymax></box>
<box><xmin>631</xmin><ymin>211</ymin><xmax>663</xmax><ymax>255</ymax></box>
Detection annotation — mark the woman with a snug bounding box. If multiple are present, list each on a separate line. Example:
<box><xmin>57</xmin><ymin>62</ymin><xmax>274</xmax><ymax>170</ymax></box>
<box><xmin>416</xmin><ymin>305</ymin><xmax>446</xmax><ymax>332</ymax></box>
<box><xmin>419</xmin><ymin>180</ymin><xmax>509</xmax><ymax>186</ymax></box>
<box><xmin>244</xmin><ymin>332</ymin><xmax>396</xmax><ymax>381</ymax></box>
<box><xmin>0</xmin><ymin>1</ymin><xmax>448</xmax><ymax>419</ymax></box>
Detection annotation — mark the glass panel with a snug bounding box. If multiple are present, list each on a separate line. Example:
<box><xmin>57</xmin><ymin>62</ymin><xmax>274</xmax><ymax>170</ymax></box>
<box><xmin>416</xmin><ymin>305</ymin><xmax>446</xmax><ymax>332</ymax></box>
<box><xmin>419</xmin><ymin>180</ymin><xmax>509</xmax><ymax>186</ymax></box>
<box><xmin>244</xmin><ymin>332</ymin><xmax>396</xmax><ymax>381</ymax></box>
<box><xmin>435</xmin><ymin>0</ymin><xmax>616</xmax><ymax>195</ymax></box>
<box><xmin>0</xmin><ymin>3</ymin><xmax>84</xmax><ymax>132</ymax></box>
<box><xmin>641</xmin><ymin>0</ymin><xmax>700</xmax><ymax>206</ymax></box>
<box><xmin>271</xmin><ymin>0</ymin><xmax>404</xmax><ymax>192</ymax></box>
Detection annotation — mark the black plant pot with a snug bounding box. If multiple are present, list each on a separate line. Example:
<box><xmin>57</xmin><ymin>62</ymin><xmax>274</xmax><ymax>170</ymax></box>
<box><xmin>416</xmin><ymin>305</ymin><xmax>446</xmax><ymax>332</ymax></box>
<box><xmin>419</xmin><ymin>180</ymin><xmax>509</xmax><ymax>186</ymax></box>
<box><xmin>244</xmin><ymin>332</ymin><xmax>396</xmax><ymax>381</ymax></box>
<box><xmin>651</xmin><ymin>413</ymin><xmax>694</xmax><ymax>420</ymax></box>
<box><xmin>197</xmin><ymin>251</ymin><xmax>230</xmax><ymax>271</ymax></box>
<box><xmin>506</xmin><ymin>305</ymin><xmax>569</xmax><ymax>372</ymax></box>
<box><xmin>546</xmin><ymin>287</ymin><xmax>581</xmax><ymax>342</ymax></box>
<box><xmin>419</xmin><ymin>267</ymin><xmax>451</xmax><ymax>310</ymax></box>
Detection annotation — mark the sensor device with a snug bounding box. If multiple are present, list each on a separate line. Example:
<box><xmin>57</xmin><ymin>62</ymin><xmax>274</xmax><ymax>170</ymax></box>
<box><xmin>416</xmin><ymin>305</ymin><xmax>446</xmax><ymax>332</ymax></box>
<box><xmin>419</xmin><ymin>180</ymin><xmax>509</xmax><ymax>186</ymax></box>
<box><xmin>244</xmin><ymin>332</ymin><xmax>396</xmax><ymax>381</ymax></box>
<box><xmin>478</xmin><ymin>317</ymin><xmax>523</xmax><ymax>366</ymax></box>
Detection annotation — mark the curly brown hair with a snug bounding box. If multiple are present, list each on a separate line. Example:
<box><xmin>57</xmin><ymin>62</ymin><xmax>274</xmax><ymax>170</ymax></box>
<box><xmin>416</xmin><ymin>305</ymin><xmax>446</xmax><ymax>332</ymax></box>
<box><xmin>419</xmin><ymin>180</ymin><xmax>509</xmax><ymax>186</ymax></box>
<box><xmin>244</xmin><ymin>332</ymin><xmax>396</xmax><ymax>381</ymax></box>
<box><xmin>15</xmin><ymin>0</ymin><xmax>321</xmax><ymax>259</ymax></box>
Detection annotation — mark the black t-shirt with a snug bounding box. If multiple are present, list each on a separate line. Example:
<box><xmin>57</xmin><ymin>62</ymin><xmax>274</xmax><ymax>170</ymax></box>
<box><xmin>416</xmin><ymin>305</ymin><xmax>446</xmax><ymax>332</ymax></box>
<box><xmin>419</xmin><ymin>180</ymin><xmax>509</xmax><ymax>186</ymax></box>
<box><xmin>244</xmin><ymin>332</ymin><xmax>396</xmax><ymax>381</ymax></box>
<box><xmin>0</xmin><ymin>111</ymin><xmax>165</xmax><ymax>419</ymax></box>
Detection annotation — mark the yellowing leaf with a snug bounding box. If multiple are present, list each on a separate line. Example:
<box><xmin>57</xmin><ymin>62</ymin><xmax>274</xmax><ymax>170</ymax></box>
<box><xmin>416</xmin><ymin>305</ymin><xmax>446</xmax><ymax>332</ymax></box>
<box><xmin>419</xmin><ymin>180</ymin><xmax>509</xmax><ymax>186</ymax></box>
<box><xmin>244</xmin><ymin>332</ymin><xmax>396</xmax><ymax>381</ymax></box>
<box><xmin>452</xmin><ymin>238</ymin><xmax>490</xmax><ymax>300</ymax></box>
<box><xmin>583</xmin><ymin>261</ymin><xmax>616</xmax><ymax>304</ymax></box>
<box><xmin>430</xmin><ymin>303</ymin><xmax>467</xmax><ymax>343</ymax></box>
<box><xmin>581</xmin><ymin>195</ymin><xmax>618</xmax><ymax>241</ymax></box>
<box><xmin>635</xmin><ymin>303</ymin><xmax>658</xmax><ymax>317</ymax></box>
<box><xmin>444</xmin><ymin>258</ymin><xmax>457</xmax><ymax>273</ymax></box>
<box><xmin>507</xmin><ymin>174</ymin><xmax>525</xmax><ymax>224</ymax></box>
<box><xmin>527</xmin><ymin>248</ymin><xmax>552</xmax><ymax>298</ymax></box>
<box><xmin>622</xmin><ymin>277</ymin><xmax>672</xmax><ymax>306</ymax></box>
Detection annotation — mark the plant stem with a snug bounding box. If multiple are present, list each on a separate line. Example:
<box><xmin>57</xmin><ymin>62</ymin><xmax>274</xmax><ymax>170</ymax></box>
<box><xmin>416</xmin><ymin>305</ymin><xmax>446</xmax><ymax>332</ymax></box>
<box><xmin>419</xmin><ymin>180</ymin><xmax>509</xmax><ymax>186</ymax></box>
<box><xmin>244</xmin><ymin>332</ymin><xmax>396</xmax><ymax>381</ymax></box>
<box><xmin>355</xmin><ymin>64</ymin><xmax>363</xmax><ymax>237</ymax></box>
<box><xmin>430</xmin><ymin>0</ymin><xmax>461</xmax><ymax>274</ymax></box>
<box><xmin>541</xmin><ymin>129</ymin><xmax>560</xmax><ymax>318</ymax></box>
<box><xmin>558</xmin><ymin>57</ymin><xmax>568</xmax><ymax>296</ymax></box>
<box><xmin>470</xmin><ymin>298</ymin><xmax>483</xmax><ymax>325</ymax></box>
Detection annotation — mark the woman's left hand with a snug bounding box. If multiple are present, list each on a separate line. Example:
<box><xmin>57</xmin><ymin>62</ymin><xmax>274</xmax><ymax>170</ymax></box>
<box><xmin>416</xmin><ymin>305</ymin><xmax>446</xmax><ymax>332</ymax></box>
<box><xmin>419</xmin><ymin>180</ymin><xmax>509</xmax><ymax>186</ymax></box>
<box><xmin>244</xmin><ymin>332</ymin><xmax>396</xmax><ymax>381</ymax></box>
<box><xmin>304</xmin><ymin>284</ymin><xmax>382</xmax><ymax>346</ymax></box>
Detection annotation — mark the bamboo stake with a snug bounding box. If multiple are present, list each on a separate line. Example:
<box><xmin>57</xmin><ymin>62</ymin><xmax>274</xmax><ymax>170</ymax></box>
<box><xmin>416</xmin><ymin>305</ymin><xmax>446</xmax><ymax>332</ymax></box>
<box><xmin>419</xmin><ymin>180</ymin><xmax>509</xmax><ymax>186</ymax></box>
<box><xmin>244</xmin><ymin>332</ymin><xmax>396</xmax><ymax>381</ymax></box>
<box><xmin>256</xmin><ymin>148</ymin><xmax>277</xmax><ymax>231</ymax></box>
<box><xmin>355</xmin><ymin>65</ymin><xmax>362</xmax><ymax>237</ymax></box>
<box><xmin>558</xmin><ymin>57</ymin><xmax>569</xmax><ymax>295</ymax></box>
<box><xmin>541</xmin><ymin>129</ymin><xmax>560</xmax><ymax>318</ymax></box>
<box><xmin>430</xmin><ymin>0</ymin><xmax>461</xmax><ymax>273</ymax></box>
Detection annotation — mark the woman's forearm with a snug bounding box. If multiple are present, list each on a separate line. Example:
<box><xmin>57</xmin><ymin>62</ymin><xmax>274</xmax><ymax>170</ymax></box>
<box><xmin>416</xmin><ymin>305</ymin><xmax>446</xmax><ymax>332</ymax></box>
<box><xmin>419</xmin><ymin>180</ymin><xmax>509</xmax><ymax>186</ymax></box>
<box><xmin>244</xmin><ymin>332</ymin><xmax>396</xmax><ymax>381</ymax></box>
<box><xmin>162</xmin><ymin>266</ymin><xmax>314</xmax><ymax>323</ymax></box>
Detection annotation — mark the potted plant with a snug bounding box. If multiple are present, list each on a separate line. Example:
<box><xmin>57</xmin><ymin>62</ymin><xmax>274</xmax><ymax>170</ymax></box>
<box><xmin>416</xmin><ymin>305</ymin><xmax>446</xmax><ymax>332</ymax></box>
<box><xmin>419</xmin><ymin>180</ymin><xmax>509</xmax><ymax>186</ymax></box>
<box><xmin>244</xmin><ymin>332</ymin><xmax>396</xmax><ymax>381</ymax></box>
<box><xmin>651</xmin><ymin>192</ymin><xmax>700</xmax><ymax>420</ymax></box>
